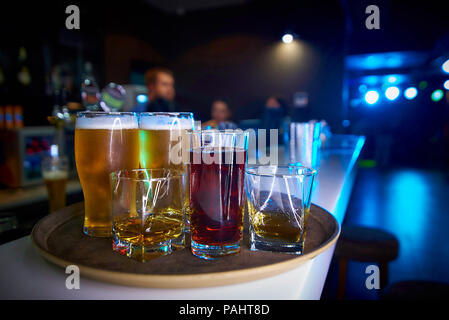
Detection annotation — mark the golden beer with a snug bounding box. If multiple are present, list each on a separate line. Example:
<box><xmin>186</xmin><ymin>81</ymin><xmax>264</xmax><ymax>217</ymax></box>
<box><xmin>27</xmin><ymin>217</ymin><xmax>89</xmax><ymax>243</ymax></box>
<box><xmin>43</xmin><ymin>170</ymin><xmax>68</xmax><ymax>213</ymax></box>
<box><xmin>75</xmin><ymin>112</ymin><xmax>139</xmax><ymax>237</ymax></box>
<box><xmin>139</xmin><ymin>113</ymin><xmax>194</xmax><ymax>246</ymax></box>
<box><xmin>139</xmin><ymin>112</ymin><xmax>193</xmax><ymax>169</ymax></box>
<box><xmin>139</xmin><ymin>129</ymin><xmax>190</xmax><ymax>170</ymax></box>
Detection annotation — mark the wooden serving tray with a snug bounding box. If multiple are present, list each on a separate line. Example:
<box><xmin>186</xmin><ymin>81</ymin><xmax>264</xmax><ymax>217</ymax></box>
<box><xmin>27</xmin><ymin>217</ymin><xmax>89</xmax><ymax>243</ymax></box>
<box><xmin>32</xmin><ymin>202</ymin><xmax>339</xmax><ymax>288</ymax></box>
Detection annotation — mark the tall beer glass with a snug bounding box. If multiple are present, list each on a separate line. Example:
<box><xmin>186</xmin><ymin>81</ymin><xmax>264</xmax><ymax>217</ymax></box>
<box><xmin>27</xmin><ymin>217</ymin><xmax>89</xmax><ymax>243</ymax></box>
<box><xmin>139</xmin><ymin>112</ymin><xmax>194</xmax><ymax>243</ymax></box>
<box><xmin>75</xmin><ymin>112</ymin><xmax>139</xmax><ymax>237</ymax></box>
<box><xmin>139</xmin><ymin>112</ymin><xmax>194</xmax><ymax>170</ymax></box>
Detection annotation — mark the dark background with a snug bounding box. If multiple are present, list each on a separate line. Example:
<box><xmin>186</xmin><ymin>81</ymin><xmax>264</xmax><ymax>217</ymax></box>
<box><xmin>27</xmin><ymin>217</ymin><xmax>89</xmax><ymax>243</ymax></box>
<box><xmin>1</xmin><ymin>0</ymin><xmax>449</xmax><ymax>166</ymax></box>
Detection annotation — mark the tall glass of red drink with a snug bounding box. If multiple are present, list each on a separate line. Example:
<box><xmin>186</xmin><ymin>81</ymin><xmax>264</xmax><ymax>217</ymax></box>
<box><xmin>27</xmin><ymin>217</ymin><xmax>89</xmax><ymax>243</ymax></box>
<box><xmin>189</xmin><ymin>130</ymin><xmax>249</xmax><ymax>259</ymax></box>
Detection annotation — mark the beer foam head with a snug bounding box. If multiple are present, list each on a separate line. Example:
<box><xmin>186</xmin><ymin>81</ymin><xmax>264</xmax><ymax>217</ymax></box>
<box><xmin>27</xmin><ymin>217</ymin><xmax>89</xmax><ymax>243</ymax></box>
<box><xmin>76</xmin><ymin>114</ymin><xmax>138</xmax><ymax>129</ymax></box>
<box><xmin>139</xmin><ymin>115</ymin><xmax>193</xmax><ymax>130</ymax></box>
<box><xmin>42</xmin><ymin>170</ymin><xmax>68</xmax><ymax>180</ymax></box>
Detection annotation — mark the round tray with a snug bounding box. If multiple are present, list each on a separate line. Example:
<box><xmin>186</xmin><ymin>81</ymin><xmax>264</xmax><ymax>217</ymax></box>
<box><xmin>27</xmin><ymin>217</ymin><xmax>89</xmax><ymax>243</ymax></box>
<box><xmin>31</xmin><ymin>202</ymin><xmax>339</xmax><ymax>288</ymax></box>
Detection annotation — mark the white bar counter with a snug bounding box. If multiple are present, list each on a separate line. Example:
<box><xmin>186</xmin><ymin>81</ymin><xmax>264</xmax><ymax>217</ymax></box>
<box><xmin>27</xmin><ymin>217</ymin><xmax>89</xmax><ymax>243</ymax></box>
<box><xmin>0</xmin><ymin>135</ymin><xmax>365</xmax><ymax>300</ymax></box>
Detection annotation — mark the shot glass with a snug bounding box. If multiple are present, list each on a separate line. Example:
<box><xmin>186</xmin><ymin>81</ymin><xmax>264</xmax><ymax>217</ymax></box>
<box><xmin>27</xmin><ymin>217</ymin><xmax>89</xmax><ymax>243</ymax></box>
<box><xmin>110</xmin><ymin>169</ymin><xmax>185</xmax><ymax>262</ymax></box>
<box><xmin>189</xmin><ymin>130</ymin><xmax>249</xmax><ymax>259</ymax></box>
<box><xmin>245</xmin><ymin>165</ymin><xmax>316</xmax><ymax>254</ymax></box>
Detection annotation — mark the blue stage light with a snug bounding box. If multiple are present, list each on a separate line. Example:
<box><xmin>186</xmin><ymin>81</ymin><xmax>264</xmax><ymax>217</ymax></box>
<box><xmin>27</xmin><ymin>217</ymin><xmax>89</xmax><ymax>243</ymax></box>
<box><xmin>387</xmin><ymin>75</ymin><xmax>397</xmax><ymax>83</ymax></box>
<box><xmin>136</xmin><ymin>94</ymin><xmax>148</xmax><ymax>104</ymax></box>
<box><xmin>364</xmin><ymin>90</ymin><xmax>379</xmax><ymax>105</ymax></box>
<box><xmin>431</xmin><ymin>89</ymin><xmax>444</xmax><ymax>102</ymax></box>
<box><xmin>385</xmin><ymin>86</ymin><xmax>400</xmax><ymax>100</ymax></box>
<box><xmin>444</xmin><ymin>80</ymin><xmax>449</xmax><ymax>90</ymax></box>
<box><xmin>404</xmin><ymin>87</ymin><xmax>418</xmax><ymax>100</ymax></box>
<box><xmin>442</xmin><ymin>59</ymin><xmax>449</xmax><ymax>74</ymax></box>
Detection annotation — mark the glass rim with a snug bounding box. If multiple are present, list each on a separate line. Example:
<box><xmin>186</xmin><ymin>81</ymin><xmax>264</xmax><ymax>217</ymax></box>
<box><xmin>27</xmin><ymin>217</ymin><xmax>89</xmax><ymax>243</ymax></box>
<box><xmin>110</xmin><ymin>168</ymin><xmax>184</xmax><ymax>182</ymax></box>
<box><xmin>139</xmin><ymin>112</ymin><xmax>194</xmax><ymax>118</ymax></box>
<box><xmin>189</xmin><ymin>129</ymin><xmax>249</xmax><ymax>136</ymax></box>
<box><xmin>245</xmin><ymin>165</ymin><xmax>316</xmax><ymax>178</ymax></box>
<box><xmin>76</xmin><ymin>111</ymin><xmax>137</xmax><ymax>117</ymax></box>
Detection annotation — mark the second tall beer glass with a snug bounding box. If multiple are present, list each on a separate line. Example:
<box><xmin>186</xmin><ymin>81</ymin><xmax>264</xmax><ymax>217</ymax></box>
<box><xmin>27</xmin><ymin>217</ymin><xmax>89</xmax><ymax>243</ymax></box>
<box><xmin>139</xmin><ymin>112</ymin><xmax>194</xmax><ymax>170</ymax></box>
<box><xmin>75</xmin><ymin>112</ymin><xmax>140</xmax><ymax>237</ymax></box>
<box><xmin>139</xmin><ymin>112</ymin><xmax>194</xmax><ymax>247</ymax></box>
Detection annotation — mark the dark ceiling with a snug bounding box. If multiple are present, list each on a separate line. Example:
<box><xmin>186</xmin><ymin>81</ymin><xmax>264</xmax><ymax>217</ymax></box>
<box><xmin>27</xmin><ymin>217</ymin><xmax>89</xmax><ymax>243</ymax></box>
<box><xmin>143</xmin><ymin>0</ymin><xmax>251</xmax><ymax>14</ymax></box>
<box><xmin>1</xmin><ymin>0</ymin><xmax>448</xmax><ymax>55</ymax></box>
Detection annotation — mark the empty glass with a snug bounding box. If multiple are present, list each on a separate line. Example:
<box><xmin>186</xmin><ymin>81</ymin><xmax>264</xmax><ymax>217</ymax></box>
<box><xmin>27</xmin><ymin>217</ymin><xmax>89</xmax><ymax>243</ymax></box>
<box><xmin>245</xmin><ymin>165</ymin><xmax>316</xmax><ymax>254</ymax></box>
<box><xmin>285</xmin><ymin>121</ymin><xmax>321</xmax><ymax>168</ymax></box>
<box><xmin>110</xmin><ymin>169</ymin><xmax>185</xmax><ymax>262</ymax></box>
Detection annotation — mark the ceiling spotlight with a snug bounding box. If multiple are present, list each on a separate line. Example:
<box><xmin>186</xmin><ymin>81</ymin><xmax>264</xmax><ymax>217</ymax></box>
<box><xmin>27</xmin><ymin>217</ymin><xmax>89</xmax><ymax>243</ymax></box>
<box><xmin>282</xmin><ymin>33</ymin><xmax>294</xmax><ymax>44</ymax></box>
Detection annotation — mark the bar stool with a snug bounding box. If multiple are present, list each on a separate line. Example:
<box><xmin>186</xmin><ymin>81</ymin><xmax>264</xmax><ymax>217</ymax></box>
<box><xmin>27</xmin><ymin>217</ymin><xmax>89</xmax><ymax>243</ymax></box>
<box><xmin>334</xmin><ymin>225</ymin><xmax>399</xmax><ymax>299</ymax></box>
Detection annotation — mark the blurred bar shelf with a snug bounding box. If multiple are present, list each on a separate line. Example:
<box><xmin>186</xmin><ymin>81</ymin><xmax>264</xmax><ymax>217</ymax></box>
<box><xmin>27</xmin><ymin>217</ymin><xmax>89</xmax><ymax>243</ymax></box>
<box><xmin>0</xmin><ymin>135</ymin><xmax>364</xmax><ymax>299</ymax></box>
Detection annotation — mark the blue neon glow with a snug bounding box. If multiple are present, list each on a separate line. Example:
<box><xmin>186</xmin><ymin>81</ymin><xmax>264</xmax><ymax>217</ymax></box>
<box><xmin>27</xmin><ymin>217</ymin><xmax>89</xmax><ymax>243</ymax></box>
<box><xmin>364</xmin><ymin>90</ymin><xmax>380</xmax><ymax>105</ymax></box>
<box><xmin>404</xmin><ymin>87</ymin><xmax>418</xmax><ymax>100</ymax></box>
<box><xmin>358</xmin><ymin>84</ymin><xmax>367</xmax><ymax>93</ymax></box>
<box><xmin>385</xmin><ymin>86</ymin><xmax>400</xmax><ymax>100</ymax></box>
<box><xmin>444</xmin><ymin>80</ymin><xmax>449</xmax><ymax>90</ymax></box>
<box><xmin>388</xmin><ymin>171</ymin><xmax>428</xmax><ymax>239</ymax></box>
<box><xmin>387</xmin><ymin>75</ymin><xmax>397</xmax><ymax>83</ymax></box>
<box><xmin>442</xmin><ymin>59</ymin><xmax>449</xmax><ymax>74</ymax></box>
<box><xmin>136</xmin><ymin>94</ymin><xmax>148</xmax><ymax>104</ymax></box>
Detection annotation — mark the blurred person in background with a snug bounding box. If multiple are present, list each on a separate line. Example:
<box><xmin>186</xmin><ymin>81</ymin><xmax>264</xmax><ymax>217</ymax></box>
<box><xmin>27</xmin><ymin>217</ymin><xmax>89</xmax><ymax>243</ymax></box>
<box><xmin>202</xmin><ymin>99</ymin><xmax>237</xmax><ymax>129</ymax></box>
<box><xmin>144</xmin><ymin>67</ymin><xmax>176</xmax><ymax>112</ymax></box>
<box><xmin>260</xmin><ymin>96</ymin><xmax>287</xmax><ymax>130</ymax></box>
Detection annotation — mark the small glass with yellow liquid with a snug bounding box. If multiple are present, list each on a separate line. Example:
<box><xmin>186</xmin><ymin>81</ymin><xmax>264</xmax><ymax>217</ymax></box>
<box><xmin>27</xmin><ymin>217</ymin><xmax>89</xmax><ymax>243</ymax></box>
<box><xmin>245</xmin><ymin>165</ymin><xmax>316</xmax><ymax>254</ymax></box>
<box><xmin>110</xmin><ymin>169</ymin><xmax>185</xmax><ymax>262</ymax></box>
<box><xmin>42</xmin><ymin>145</ymin><xmax>69</xmax><ymax>214</ymax></box>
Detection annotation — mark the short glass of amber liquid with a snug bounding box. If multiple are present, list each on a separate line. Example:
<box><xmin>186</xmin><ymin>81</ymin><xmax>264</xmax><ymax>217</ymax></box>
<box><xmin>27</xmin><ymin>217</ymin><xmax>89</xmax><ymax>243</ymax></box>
<box><xmin>245</xmin><ymin>165</ymin><xmax>316</xmax><ymax>254</ymax></box>
<box><xmin>189</xmin><ymin>130</ymin><xmax>249</xmax><ymax>260</ymax></box>
<box><xmin>110</xmin><ymin>169</ymin><xmax>185</xmax><ymax>262</ymax></box>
